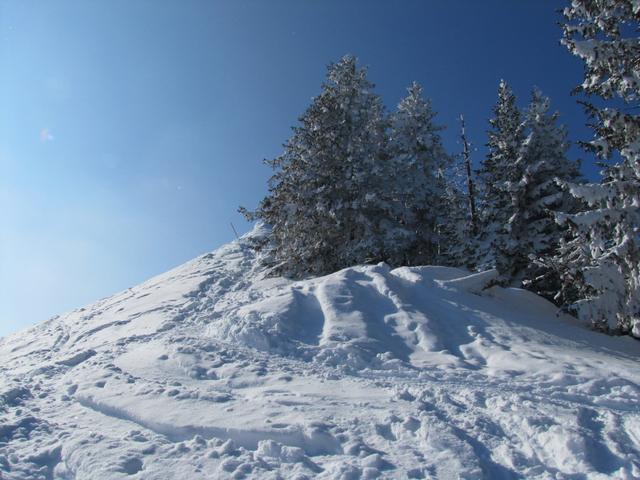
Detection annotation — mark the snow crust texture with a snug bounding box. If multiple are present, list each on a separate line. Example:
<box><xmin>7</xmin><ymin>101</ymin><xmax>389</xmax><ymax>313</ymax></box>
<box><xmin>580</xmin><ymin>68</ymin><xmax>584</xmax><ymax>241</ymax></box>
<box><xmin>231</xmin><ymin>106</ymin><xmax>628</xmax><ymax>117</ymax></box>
<box><xmin>1</xmin><ymin>225</ymin><xmax>639</xmax><ymax>479</ymax></box>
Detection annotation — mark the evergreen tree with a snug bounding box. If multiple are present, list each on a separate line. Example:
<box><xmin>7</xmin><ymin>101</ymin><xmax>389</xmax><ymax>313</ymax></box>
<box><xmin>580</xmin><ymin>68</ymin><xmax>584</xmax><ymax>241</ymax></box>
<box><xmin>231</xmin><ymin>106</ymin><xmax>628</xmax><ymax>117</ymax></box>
<box><xmin>241</xmin><ymin>55</ymin><xmax>391</xmax><ymax>277</ymax></box>
<box><xmin>552</xmin><ymin>0</ymin><xmax>640</xmax><ymax>336</ymax></box>
<box><xmin>387</xmin><ymin>82</ymin><xmax>451</xmax><ymax>266</ymax></box>
<box><xmin>475</xmin><ymin>80</ymin><xmax>525</xmax><ymax>270</ymax></box>
<box><xmin>505</xmin><ymin>89</ymin><xmax>582</xmax><ymax>295</ymax></box>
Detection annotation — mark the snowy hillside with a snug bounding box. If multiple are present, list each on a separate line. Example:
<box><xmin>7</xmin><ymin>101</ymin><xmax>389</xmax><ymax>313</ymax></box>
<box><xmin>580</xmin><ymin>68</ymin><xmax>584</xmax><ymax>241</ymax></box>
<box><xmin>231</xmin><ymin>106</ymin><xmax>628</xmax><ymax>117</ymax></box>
<box><xmin>1</xmin><ymin>225</ymin><xmax>639</xmax><ymax>479</ymax></box>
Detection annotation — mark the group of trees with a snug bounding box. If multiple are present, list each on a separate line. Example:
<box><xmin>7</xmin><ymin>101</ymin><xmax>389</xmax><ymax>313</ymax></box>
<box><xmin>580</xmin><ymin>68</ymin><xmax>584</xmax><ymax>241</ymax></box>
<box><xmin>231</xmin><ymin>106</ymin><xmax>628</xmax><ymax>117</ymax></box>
<box><xmin>474</xmin><ymin>83</ymin><xmax>583</xmax><ymax>290</ymax></box>
<box><xmin>243</xmin><ymin>0</ymin><xmax>639</xmax><ymax>338</ymax></box>
<box><xmin>241</xmin><ymin>59</ymin><xmax>451</xmax><ymax>276</ymax></box>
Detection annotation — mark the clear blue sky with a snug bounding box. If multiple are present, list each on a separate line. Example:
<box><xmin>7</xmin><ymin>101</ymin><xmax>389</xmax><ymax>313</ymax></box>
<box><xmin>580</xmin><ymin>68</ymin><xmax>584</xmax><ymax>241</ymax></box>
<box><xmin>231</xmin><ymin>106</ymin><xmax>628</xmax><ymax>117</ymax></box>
<box><xmin>0</xmin><ymin>1</ymin><xmax>593</xmax><ymax>337</ymax></box>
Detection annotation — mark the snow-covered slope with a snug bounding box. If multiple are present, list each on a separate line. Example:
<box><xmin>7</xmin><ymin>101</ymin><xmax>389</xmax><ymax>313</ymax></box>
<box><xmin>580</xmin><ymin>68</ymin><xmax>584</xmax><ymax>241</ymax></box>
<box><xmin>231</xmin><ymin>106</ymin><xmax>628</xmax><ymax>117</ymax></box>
<box><xmin>1</xmin><ymin>225</ymin><xmax>639</xmax><ymax>479</ymax></box>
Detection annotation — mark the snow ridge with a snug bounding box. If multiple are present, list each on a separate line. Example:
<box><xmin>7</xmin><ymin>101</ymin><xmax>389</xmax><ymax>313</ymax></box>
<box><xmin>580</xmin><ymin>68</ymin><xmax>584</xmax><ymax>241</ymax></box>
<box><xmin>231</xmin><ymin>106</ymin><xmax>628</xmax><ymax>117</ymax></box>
<box><xmin>1</xmin><ymin>226</ymin><xmax>639</xmax><ymax>479</ymax></box>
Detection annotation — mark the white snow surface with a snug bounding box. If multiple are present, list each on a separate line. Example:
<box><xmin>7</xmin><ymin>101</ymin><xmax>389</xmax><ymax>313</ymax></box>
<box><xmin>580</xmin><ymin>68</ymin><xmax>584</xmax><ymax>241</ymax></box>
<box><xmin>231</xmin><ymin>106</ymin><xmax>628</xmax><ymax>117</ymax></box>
<box><xmin>1</xmin><ymin>224</ymin><xmax>639</xmax><ymax>479</ymax></box>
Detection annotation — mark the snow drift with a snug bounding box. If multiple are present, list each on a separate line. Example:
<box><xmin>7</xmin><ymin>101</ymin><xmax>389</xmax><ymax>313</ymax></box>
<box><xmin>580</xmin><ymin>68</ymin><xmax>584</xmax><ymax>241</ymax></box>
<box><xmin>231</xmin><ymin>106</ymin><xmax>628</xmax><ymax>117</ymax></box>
<box><xmin>1</xmin><ymin>225</ymin><xmax>639</xmax><ymax>479</ymax></box>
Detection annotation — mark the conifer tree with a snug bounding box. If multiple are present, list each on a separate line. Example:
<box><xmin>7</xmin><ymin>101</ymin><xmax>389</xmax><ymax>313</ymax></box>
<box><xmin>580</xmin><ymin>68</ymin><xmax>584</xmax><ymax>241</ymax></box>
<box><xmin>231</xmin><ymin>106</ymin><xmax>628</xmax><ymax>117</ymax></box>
<box><xmin>504</xmin><ymin>89</ymin><xmax>582</xmax><ymax>294</ymax></box>
<box><xmin>475</xmin><ymin>80</ymin><xmax>525</xmax><ymax>270</ymax></box>
<box><xmin>387</xmin><ymin>82</ymin><xmax>451</xmax><ymax>266</ymax></box>
<box><xmin>241</xmin><ymin>55</ymin><xmax>390</xmax><ymax>277</ymax></box>
<box><xmin>552</xmin><ymin>0</ymin><xmax>640</xmax><ymax>335</ymax></box>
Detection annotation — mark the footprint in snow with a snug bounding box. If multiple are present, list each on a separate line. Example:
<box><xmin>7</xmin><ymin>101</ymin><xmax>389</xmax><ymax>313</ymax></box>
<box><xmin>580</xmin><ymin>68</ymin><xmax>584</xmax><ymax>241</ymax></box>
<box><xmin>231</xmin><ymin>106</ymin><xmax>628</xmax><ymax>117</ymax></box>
<box><xmin>118</xmin><ymin>456</ymin><xmax>143</xmax><ymax>475</ymax></box>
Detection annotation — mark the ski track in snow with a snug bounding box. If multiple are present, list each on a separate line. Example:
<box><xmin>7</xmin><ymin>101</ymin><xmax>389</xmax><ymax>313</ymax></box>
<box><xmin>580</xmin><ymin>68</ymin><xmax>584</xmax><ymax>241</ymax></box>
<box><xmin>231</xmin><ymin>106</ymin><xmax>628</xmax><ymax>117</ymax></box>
<box><xmin>1</xmin><ymin>225</ymin><xmax>639</xmax><ymax>479</ymax></box>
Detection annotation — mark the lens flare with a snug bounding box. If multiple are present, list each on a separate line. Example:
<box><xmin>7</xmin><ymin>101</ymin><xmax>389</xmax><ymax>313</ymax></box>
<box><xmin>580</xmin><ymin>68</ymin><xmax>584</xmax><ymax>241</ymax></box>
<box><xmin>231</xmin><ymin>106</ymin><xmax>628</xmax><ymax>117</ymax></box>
<box><xmin>40</xmin><ymin>128</ymin><xmax>54</xmax><ymax>142</ymax></box>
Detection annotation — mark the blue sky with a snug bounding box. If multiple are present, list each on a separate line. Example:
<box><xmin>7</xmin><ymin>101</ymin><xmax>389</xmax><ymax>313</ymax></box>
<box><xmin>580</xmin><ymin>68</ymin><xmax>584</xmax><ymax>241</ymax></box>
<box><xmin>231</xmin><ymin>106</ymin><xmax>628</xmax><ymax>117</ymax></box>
<box><xmin>0</xmin><ymin>1</ymin><xmax>593</xmax><ymax>336</ymax></box>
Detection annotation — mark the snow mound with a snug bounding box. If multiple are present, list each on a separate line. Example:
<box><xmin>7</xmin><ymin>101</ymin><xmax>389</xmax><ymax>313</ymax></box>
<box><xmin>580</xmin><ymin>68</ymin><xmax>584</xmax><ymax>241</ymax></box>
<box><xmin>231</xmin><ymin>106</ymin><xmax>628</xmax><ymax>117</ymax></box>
<box><xmin>1</xmin><ymin>225</ymin><xmax>639</xmax><ymax>479</ymax></box>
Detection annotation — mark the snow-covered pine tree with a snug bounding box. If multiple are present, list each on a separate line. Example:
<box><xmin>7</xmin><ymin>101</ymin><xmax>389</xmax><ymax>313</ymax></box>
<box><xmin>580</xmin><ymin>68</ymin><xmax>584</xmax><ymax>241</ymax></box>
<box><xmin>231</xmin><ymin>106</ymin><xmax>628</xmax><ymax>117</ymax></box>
<box><xmin>503</xmin><ymin>88</ymin><xmax>582</xmax><ymax>295</ymax></box>
<box><xmin>552</xmin><ymin>0</ymin><xmax>640</xmax><ymax>336</ymax></box>
<box><xmin>475</xmin><ymin>80</ymin><xmax>525</xmax><ymax>271</ymax></box>
<box><xmin>241</xmin><ymin>55</ymin><xmax>391</xmax><ymax>277</ymax></box>
<box><xmin>387</xmin><ymin>82</ymin><xmax>451</xmax><ymax>266</ymax></box>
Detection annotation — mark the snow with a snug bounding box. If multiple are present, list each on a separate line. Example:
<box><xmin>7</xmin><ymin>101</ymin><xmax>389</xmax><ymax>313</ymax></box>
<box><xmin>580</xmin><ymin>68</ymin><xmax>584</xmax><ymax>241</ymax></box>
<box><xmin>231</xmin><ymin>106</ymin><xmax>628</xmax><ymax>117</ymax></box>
<box><xmin>1</xmin><ymin>225</ymin><xmax>639</xmax><ymax>479</ymax></box>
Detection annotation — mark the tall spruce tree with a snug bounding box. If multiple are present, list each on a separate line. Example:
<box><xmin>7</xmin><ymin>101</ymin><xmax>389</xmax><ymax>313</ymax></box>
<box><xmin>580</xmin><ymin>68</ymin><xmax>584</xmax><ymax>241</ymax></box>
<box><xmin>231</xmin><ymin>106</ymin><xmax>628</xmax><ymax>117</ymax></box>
<box><xmin>504</xmin><ymin>89</ymin><xmax>582</xmax><ymax>294</ymax></box>
<box><xmin>241</xmin><ymin>55</ymin><xmax>391</xmax><ymax>277</ymax></box>
<box><xmin>551</xmin><ymin>0</ymin><xmax>640</xmax><ymax>335</ymax></box>
<box><xmin>387</xmin><ymin>82</ymin><xmax>451</xmax><ymax>266</ymax></box>
<box><xmin>475</xmin><ymin>80</ymin><xmax>525</xmax><ymax>271</ymax></box>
